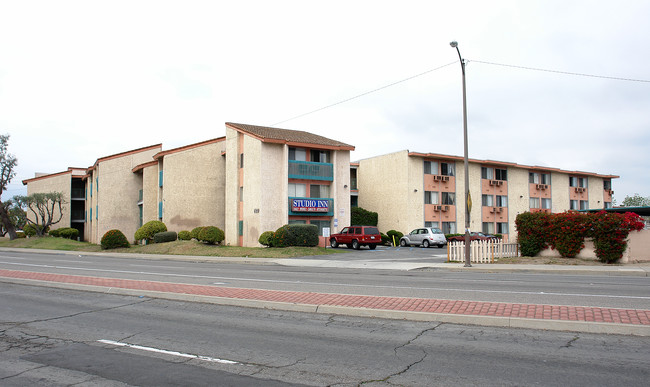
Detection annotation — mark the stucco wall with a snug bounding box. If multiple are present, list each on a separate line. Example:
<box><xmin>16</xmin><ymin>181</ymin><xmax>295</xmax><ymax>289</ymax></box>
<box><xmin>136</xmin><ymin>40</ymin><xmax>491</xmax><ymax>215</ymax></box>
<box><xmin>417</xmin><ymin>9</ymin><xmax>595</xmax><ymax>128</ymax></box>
<box><xmin>456</xmin><ymin>161</ymin><xmax>482</xmax><ymax>234</ymax></box>
<box><xmin>256</xmin><ymin>141</ymin><xmax>287</xmax><ymax>240</ymax></box>
<box><xmin>358</xmin><ymin>150</ymin><xmax>411</xmax><ymax>234</ymax></box>
<box><xmin>25</xmin><ymin>172</ymin><xmax>72</xmax><ymax>229</ymax></box>
<box><xmin>332</xmin><ymin>149</ymin><xmax>351</xmax><ymax>234</ymax></box>
<box><xmin>142</xmin><ymin>165</ymin><xmax>158</xmax><ymax>224</ymax></box>
<box><xmin>507</xmin><ymin>167</ymin><xmax>530</xmax><ymax>242</ymax></box>
<box><xmin>551</xmin><ymin>172</ymin><xmax>570</xmax><ymax>213</ymax></box>
<box><xmin>224</xmin><ymin>126</ymin><xmax>240</xmax><ymax>246</ymax></box>
<box><xmin>587</xmin><ymin>176</ymin><xmax>605</xmax><ymax>210</ymax></box>
<box><xmin>89</xmin><ymin>146</ymin><xmax>160</xmax><ymax>244</ymax></box>
<box><xmin>161</xmin><ymin>141</ymin><xmax>226</xmax><ymax>232</ymax></box>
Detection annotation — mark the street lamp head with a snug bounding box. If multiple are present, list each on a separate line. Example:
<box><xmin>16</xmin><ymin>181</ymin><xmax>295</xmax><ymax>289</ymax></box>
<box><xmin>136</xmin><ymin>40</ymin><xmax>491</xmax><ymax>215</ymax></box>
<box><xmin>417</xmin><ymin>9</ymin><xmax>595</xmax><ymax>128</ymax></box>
<box><xmin>450</xmin><ymin>41</ymin><xmax>458</xmax><ymax>48</ymax></box>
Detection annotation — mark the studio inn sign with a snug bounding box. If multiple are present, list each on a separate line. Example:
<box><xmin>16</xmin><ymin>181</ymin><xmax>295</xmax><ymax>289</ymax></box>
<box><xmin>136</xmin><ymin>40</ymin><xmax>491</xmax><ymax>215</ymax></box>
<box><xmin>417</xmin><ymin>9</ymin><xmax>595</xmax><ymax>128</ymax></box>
<box><xmin>291</xmin><ymin>199</ymin><xmax>330</xmax><ymax>213</ymax></box>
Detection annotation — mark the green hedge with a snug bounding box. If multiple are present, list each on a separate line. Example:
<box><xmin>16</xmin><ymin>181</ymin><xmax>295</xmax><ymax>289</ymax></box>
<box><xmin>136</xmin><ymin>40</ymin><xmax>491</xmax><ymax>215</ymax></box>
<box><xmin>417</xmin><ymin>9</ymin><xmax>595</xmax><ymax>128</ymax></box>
<box><xmin>58</xmin><ymin>228</ymin><xmax>79</xmax><ymax>240</ymax></box>
<box><xmin>23</xmin><ymin>224</ymin><xmax>49</xmax><ymax>237</ymax></box>
<box><xmin>190</xmin><ymin>226</ymin><xmax>205</xmax><ymax>240</ymax></box>
<box><xmin>101</xmin><ymin>229</ymin><xmax>130</xmax><ymax>249</ymax></box>
<box><xmin>386</xmin><ymin>230</ymin><xmax>403</xmax><ymax>245</ymax></box>
<box><xmin>178</xmin><ymin>230</ymin><xmax>191</xmax><ymax>240</ymax></box>
<box><xmin>351</xmin><ymin>207</ymin><xmax>378</xmax><ymax>227</ymax></box>
<box><xmin>258</xmin><ymin>231</ymin><xmax>274</xmax><ymax>247</ymax></box>
<box><xmin>16</xmin><ymin>231</ymin><xmax>26</xmax><ymax>238</ymax></box>
<box><xmin>198</xmin><ymin>226</ymin><xmax>225</xmax><ymax>245</ymax></box>
<box><xmin>154</xmin><ymin>231</ymin><xmax>177</xmax><ymax>243</ymax></box>
<box><xmin>135</xmin><ymin>221</ymin><xmax>167</xmax><ymax>241</ymax></box>
<box><xmin>49</xmin><ymin>229</ymin><xmax>61</xmax><ymax>237</ymax></box>
<box><xmin>271</xmin><ymin>224</ymin><xmax>319</xmax><ymax>247</ymax></box>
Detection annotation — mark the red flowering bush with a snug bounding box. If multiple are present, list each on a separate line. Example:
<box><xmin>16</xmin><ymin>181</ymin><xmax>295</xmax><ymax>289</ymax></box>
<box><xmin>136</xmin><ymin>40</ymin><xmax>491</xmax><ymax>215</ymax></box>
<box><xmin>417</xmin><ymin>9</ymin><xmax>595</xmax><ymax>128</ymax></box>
<box><xmin>515</xmin><ymin>212</ymin><xmax>551</xmax><ymax>257</ymax></box>
<box><xmin>548</xmin><ymin>212</ymin><xmax>589</xmax><ymax>258</ymax></box>
<box><xmin>588</xmin><ymin>211</ymin><xmax>644</xmax><ymax>263</ymax></box>
<box><xmin>516</xmin><ymin>211</ymin><xmax>644</xmax><ymax>263</ymax></box>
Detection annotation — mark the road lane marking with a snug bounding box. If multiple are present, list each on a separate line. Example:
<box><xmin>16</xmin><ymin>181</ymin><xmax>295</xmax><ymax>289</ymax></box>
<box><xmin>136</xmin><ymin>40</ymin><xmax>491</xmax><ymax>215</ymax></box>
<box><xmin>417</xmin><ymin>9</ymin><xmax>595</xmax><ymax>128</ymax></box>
<box><xmin>1</xmin><ymin>260</ymin><xmax>648</xmax><ymax>301</ymax></box>
<box><xmin>97</xmin><ymin>339</ymin><xmax>240</xmax><ymax>364</ymax></box>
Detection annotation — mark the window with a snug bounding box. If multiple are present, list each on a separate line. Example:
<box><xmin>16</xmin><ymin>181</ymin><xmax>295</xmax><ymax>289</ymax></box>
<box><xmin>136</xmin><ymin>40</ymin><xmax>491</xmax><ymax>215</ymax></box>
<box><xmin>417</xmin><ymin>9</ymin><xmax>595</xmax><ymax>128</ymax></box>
<box><xmin>569</xmin><ymin>177</ymin><xmax>578</xmax><ymax>187</ymax></box>
<box><xmin>579</xmin><ymin>177</ymin><xmax>588</xmax><ymax>188</ymax></box>
<box><xmin>310</xmin><ymin>219</ymin><xmax>331</xmax><ymax>236</ymax></box>
<box><xmin>604</xmin><ymin>202</ymin><xmax>612</xmax><ymax>209</ymax></box>
<box><xmin>495</xmin><ymin>168</ymin><xmax>507</xmax><ymax>181</ymax></box>
<box><xmin>289</xmin><ymin>219</ymin><xmax>307</xmax><ymax>225</ymax></box>
<box><xmin>310</xmin><ymin>184</ymin><xmax>329</xmax><ymax>198</ymax></box>
<box><xmin>482</xmin><ymin>167</ymin><xmax>494</xmax><ymax>180</ymax></box>
<box><xmin>238</xmin><ymin>220</ymin><xmax>243</xmax><ymax>236</ymax></box>
<box><xmin>310</xmin><ymin>149</ymin><xmax>330</xmax><ymax>163</ymax></box>
<box><xmin>541</xmin><ymin>198</ymin><xmax>552</xmax><ymax>209</ymax></box>
<box><xmin>497</xmin><ymin>222</ymin><xmax>509</xmax><ymax>234</ymax></box>
<box><xmin>239</xmin><ymin>186</ymin><xmax>243</xmax><ymax>202</ymax></box>
<box><xmin>580</xmin><ymin>200</ymin><xmax>589</xmax><ymax>210</ymax></box>
<box><xmin>442</xmin><ymin>222</ymin><xmax>456</xmax><ymax>234</ymax></box>
<box><xmin>239</xmin><ymin>153</ymin><xmax>244</xmax><ymax>168</ymax></box>
<box><xmin>541</xmin><ymin>173</ymin><xmax>551</xmax><ymax>185</ymax></box>
<box><xmin>425</xmin><ymin>191</ymin><xmax>439</xmax><ymax>205</ymax></box>
<box><xmin>530</xmin><ymin>198</ymin><xmax>540</xmax><ymax>209</ymax></box>
<box><xmin>424</xmin><ymin>161</ymin><xmax>438</xmax><ymax>175</ymax></box>
<box><xmin>604</xmin><ymin>180</ymin><xmax>611</xmax><ymax>190</ymax></box>
<box><xmin>482</xmin><ymin>222</ymin><xmax>495</xmax><ymax>234</ymax></box>
<box><xmin>496</xmin><ymin>195</ymin><xmax>508</xmax><ymax>207</ymax></box>
<box><xmin>482</xmin><ymin>194</ymin><xmax>494</xmax><ymax>207</ymax></box>
<box><xmin>424</xmin><ymin>221</ymin><xmax>438</xmax><ymax>228</ymax></box>
<box><xmin>441</xmin><ymin>192</ymin><xmax>455</xmax><ymax>205</ymax></box>
<box><xmin>570</xmin><ymin>200</ymin><xmax>578</xmax><ymax>210</ymax></box>
<box><xmin>441</xmin><ymin>162</ymin><xmax>455</xmax><ymax>176</ymax></box>
<box><xmin>529</xmin><ymin>172</ymin><xmax>539</xmax><ymax>184</ymax></box>
<box><xmin>288</xmin><ymin>183</ymin><xmax>306</xmax><ymax>197</ymax></box>
<box><xmin>289</xmin><ymin>147</ymin><xmax>306</xmax><ymax>161</ymax></box>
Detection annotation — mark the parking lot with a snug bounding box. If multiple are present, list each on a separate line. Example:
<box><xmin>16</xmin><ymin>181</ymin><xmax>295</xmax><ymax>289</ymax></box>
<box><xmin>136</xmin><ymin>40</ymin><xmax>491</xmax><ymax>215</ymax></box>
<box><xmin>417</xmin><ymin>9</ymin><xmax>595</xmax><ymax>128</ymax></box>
<box><xmin>325</xmin><ymin>244</ymin><xmax>449</xmax><ymax>264</ymax></box>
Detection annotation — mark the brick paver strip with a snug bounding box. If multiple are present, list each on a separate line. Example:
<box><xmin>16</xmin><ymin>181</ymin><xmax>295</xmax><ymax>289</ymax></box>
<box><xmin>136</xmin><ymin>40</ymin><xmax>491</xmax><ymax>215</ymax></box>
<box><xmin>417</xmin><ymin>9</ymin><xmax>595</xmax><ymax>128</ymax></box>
<box><xmin>2</xmin><ymin>269</ymin><xmax>649</xmax><ymax>325</ymax></box>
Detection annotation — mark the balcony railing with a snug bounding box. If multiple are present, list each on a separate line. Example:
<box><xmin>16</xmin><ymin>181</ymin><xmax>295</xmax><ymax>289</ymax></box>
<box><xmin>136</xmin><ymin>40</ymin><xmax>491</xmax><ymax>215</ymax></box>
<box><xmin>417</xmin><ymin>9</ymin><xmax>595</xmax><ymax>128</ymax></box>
<box><xmin>288</xmin><ymin>197</ymin><xmax>334</xmax><ymax>216</ymax></box>
<box><xmin>71</xmin><ymin>210</ymin><xmax>85</xmax><ymax>222</ymax></box>
<box><xmin>288</xmin><ymin>161</ymin><xmax>333</xmax><ymax>181</ymax></box>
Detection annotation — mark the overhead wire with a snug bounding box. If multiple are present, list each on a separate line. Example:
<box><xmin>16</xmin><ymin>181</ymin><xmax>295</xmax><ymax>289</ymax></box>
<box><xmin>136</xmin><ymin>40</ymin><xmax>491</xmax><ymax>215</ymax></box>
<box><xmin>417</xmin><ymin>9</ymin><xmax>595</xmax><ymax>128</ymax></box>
<box><xmin>270</xmin><ymin>59</ymin><xmax>649</xmax><ymax>127</ymax></box>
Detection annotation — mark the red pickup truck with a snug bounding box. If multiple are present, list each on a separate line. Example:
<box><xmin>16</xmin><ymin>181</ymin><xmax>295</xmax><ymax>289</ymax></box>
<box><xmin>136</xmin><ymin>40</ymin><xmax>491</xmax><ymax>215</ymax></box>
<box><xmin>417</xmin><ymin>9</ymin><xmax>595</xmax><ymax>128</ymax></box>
<box><xmin>329</xmin><ymin>226</ymin><xmax>381</xmax><ymax>250</ymax></box>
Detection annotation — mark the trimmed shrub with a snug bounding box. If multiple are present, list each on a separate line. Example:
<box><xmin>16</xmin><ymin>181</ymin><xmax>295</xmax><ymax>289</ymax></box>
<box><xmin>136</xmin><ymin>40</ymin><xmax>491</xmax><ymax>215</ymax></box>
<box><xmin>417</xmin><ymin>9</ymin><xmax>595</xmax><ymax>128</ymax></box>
<box><xmin>380</xmin><ymin>233</ymin><xmax>390</xmax><ymax>245</ymax></box>
<box><xmin>588</xmin><ymin>211</ymin><xmax>645</xmax><ymax>263</ymax></box>
<box><xmin>271</xmin><ymin>224</ymin><xmax>319</xmax><ymax>247</ymax></box>
<box><xmin>101</xmin><ymin>229</ymin><xmax>130</xmax><ymax>249</ymax></box>
<box><xmin>23</xmin><ymin>224</ymin><xmax>38</xmax><ymax>237</ymax></box>
<box><xmin>59</xmin><ymin>228</ymin><xmax>79</xmax><ymax>240</ymax></box>
<box><xmin>154</xmin><ymin>231</ymin><xmax>177</xmax><ymax>244</ymax></box>
<box><xmin>16</xmin><ymin>231</ymin><xmax>26</xmax><ymax>238</ymax></box>
<box><xmin>190</xmin><ymin>226</ymin><xmax>205</xmax><ymax>240</ymax></box>
<box><xmin>198</xmin><ymin>226</ymin><xmax>225</xmax><ymax>245</ymax></box>
<box><xmin>351</xmin><ymin>207</ymin><xmax>378</xmax><ymax>227</ymax></box>
<box><xmin>135</xmin><ymin>221</ymin><xmax>167</xmax><ymax>241</ymax></box>
<box><xmin>49</xmin><ymin>229</ymin><xmax>61</xmax><ymax>237</ymax></box>
<box><xmin>258</xmin><ymin>231</ymin><xmax>274</xmax><ymax>247</ymax></box>
<box><xmin>178</xmin><ymin>230</ymin><xmax>191</xmax><ymax>241</ymax></box>
<box><xmin>386</xmin><ymin>230</ymin><xmax>403</xmax><ymax>245</ymax></box>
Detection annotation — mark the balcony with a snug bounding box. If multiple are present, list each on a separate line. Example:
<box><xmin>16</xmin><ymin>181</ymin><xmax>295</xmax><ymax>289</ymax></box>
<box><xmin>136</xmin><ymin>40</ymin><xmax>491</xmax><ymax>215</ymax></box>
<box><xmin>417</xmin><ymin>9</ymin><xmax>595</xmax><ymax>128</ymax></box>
<box><xmin>71</xmin><ymin>188</ymin><xmax>86</xmax><ymax>200</ymax></box>
<box><xmin>71</xmin><ymin>210</ymin><xmax>85</xmax><ymax>222</ymax></box>
<box><xmin>288</xmin><ymin>161</ymin><xmax>333</xmax><ymax>181</ymax></box>
<box><xmin>288</xmin><ymin>197</ymin><xmax>334</xmax><ymax>216</ymax></box>
<box><xmin>138</xmin><ymin>189</ymin><xmax>143</xmax><ymax>204</ymax></box>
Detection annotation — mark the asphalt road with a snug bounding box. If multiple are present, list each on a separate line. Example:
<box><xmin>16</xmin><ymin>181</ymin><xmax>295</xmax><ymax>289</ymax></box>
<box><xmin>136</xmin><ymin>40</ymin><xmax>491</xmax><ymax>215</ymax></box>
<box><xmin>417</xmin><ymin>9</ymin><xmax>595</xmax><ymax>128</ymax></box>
<box><xmin>2</xmin><ymin>282</ymin><xmax>649</xmax><ymax>386</ymax></box>
<box><xmin>1</xmin><ymin>249</ymin><xmax>648</xmax><ymax>310</ymax></box>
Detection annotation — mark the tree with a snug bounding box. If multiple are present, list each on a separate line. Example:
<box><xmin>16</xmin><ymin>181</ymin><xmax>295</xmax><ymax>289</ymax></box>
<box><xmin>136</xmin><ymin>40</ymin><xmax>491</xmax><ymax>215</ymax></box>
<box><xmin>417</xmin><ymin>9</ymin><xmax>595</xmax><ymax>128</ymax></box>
<box><xmin>0</xmin><ymin>200</ymin><xmax>26</xmax><ymax>236</ymax></box>
<box><xmin>0</xmin><ymin>134</ymin><xmax>18</xmax><ymax>239</ymax></box>
<box><xmin>14</xmin><ymin>192</ymin><xmax>66</xmax><ymax>237</ymax></box>
<box><xmin>621</xmin><ymin>193</ymin><xmax>650</xmax><ymax>207</ymax></box>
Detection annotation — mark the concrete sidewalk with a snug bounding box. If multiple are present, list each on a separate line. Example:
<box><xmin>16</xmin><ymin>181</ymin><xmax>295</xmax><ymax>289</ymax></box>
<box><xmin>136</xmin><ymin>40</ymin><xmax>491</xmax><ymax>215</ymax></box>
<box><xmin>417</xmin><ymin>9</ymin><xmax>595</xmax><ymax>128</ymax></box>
<box><xmin>1</xmin><ymin>268</ymin><xmax>649</xmax><ymax>336</ymax></box>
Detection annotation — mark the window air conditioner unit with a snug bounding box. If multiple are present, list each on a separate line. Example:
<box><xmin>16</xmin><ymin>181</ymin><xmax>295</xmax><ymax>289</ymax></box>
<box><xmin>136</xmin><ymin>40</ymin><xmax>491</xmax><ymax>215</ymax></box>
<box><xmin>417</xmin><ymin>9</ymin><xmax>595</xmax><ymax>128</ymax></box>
<box><xmin>434</xmin><ymin>205</ymin><xmax>441</xmax><ymax>211</ymax></box>
<box><xmin>442</xmin><ymin>205</ymin><xmax>449</xmax><ymax>212</ymax></box>
<box><xmin>442</xmin><ymin>176</ymin><xmax>450</xmax><ymax>182</ymax></box>
<box><xmin>490</xmin><ymin>207</ymin><xmax>496</xmax><ymax>213</ymax></box>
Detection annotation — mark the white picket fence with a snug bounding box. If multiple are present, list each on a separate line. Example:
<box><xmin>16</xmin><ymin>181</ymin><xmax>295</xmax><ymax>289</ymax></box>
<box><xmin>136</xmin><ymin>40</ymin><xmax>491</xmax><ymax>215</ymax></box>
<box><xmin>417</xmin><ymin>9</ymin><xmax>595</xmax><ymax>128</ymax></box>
<box><xmin>447</xmin><ymin>240</ymin><xmax>519</xmax><ymax>263</ymax></box>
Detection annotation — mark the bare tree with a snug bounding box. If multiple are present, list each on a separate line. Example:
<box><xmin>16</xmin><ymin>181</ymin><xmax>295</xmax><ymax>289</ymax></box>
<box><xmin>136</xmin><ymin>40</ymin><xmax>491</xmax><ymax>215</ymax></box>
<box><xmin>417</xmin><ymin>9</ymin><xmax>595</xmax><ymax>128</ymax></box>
<box><xmin>14</xmin><ymin>192</ymin><xmax>66</xmax><ymax>237</ymax></box>
<box><xmin>0</xmin><ymin>134</ymin><xmax>18</xmax><ymax>239</ymax></box>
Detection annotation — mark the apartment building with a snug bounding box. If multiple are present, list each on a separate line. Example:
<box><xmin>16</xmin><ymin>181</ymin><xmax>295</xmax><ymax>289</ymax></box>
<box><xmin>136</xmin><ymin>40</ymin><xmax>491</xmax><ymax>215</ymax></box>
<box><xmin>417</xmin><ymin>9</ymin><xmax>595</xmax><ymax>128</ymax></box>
<box><xmin>224</xmin><ymin>123</ymin><xmax>354</xmax><ymax>246</ymax></box>
<box><xmin>21</xmin><ymin>167</ymin><xmax>87</xmax><ymax>237</ymax></box>
<box><xmin>23</xmin><ymin>123</ymin><xmax>354</xmax><ymax>247</ymax></box>
<box><xmin>357</xmin><ymin>150</ymin><xmax>617</xmax><ymax>241</ymax></box>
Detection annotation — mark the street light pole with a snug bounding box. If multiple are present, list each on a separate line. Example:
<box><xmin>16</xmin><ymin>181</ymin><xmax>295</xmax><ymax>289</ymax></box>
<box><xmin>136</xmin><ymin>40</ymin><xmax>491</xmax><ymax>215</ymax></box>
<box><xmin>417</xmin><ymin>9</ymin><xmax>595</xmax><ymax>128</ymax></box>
<box><xmin>450</xmin><ymin>41</ymin><xmax>472</xmax><ymax>267</ymax></box>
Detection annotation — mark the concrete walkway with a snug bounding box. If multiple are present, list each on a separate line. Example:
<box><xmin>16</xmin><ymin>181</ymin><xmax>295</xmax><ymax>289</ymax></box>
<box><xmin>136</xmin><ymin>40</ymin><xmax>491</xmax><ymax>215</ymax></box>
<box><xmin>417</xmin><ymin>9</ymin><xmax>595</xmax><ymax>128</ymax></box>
<box><xmin>1</xmin><ymin>266</ymin><xmax>649</xmax><ymax>336</ymax></box>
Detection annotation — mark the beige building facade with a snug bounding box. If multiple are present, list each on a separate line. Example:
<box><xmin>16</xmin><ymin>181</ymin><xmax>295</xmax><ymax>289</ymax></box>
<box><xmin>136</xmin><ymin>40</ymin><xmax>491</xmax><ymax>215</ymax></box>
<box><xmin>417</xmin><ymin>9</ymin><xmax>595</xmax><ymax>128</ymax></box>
<box><xmin>357</xmin><ymin>151</ymin><xmax>617</xmax><ymax>242</ymax></box>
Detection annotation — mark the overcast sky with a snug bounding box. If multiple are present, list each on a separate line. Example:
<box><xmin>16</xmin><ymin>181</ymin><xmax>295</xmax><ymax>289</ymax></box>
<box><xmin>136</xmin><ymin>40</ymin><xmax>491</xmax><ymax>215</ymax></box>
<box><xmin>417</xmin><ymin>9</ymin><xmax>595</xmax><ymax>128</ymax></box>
<box><xmin>1</xmin><ymin>1</ymin><xmax>648</xmax><ymax>204</ymax></box>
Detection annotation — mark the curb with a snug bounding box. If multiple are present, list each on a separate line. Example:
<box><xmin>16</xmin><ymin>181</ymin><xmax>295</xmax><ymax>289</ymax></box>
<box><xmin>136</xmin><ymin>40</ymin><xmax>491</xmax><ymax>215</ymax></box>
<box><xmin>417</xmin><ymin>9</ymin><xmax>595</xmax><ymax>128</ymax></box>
<box><xmin>3</xmin><ymin>276</ymin><xmax>649</xmax><ymax>337</ymax></box>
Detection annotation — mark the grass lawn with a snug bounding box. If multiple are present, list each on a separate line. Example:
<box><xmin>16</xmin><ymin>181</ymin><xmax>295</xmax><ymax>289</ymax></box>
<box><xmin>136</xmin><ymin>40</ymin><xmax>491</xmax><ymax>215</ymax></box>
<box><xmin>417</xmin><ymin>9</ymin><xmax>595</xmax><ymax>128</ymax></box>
<box><xmin>0</xmin><ymin>237</ymin><xmax>347</xmax><ymax>259</ymax></box>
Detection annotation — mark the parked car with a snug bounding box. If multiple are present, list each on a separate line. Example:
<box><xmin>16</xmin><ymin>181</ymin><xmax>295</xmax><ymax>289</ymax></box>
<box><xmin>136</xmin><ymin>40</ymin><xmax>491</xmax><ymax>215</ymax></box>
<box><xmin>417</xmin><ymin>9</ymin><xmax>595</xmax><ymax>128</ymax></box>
<box><xmin>446</xmin><ymin>232</ymin><xmax>499</xmax><ymax>242</ymax></box>
<box><xmin>330</xmin><ymin>226</ymin><xmax>381</xmax><ymax>250</ymax></box>
<box><xmin>399</xmin><ymin>227</ymin><xmax>447</xmax><ymax>248</ymax></box>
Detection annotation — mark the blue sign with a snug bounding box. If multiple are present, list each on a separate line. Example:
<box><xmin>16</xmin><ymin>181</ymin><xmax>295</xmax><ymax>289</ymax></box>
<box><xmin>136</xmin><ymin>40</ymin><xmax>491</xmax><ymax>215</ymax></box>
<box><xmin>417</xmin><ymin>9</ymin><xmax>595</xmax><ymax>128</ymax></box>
<box><xmin>292</xmin><ymin>199</ymin><xmax>329</xmax><ymax>213</ymax></box>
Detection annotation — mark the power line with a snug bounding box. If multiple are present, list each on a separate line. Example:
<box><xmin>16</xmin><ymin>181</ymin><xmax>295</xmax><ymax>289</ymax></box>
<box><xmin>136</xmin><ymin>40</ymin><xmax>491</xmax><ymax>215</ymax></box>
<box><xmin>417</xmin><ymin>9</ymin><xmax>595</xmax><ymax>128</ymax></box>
<box><xmin>470</xmin><ymin>59</ymin><xmax>650</xmax><ymax>83</ymax></box>
<box><xmin>271</xmin><ymin>61</ymin><xmax>457</xmax><ymax>126</ymax></box>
